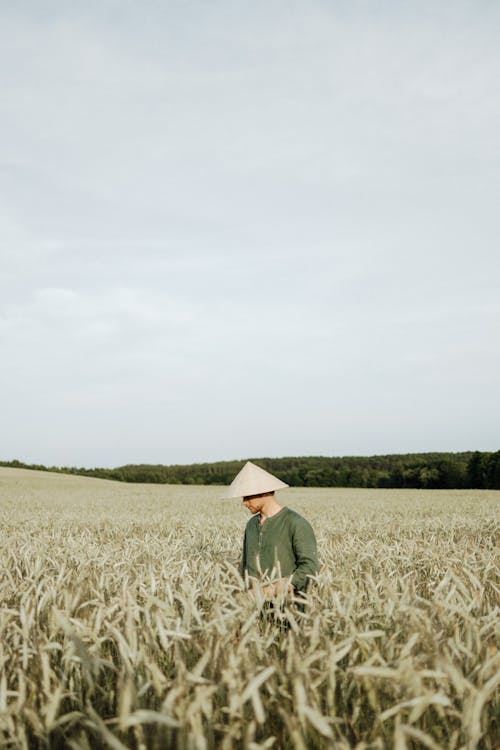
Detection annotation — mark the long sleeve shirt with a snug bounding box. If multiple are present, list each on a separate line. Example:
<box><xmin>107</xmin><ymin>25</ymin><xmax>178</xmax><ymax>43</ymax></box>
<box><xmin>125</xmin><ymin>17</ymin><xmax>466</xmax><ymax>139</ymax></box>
<box><xmin>240</xmin><ymin>506</ymin><xmax>318</xmax><ymax>592</ymax></box>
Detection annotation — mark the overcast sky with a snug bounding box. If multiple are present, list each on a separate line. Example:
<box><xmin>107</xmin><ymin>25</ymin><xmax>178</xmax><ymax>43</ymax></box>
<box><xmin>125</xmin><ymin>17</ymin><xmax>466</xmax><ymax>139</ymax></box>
<box><xmin>1</xmin><ymin>0</ymin><xmax>499</xmax><ymax>468</ymax></box>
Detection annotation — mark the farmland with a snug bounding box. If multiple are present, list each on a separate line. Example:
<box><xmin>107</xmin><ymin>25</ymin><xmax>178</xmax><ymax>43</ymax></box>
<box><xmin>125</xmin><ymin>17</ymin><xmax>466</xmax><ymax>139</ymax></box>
<box><xmin>0</xmin><ymin>468</ymin><xmax>498</xmax><ymax>749</ymax></box>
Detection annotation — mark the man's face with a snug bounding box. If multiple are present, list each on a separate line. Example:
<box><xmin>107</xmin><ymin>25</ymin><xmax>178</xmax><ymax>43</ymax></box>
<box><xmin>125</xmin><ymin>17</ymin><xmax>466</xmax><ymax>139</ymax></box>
<box><xmin>242</xmin><ymin>492</ymin><xmax>271</xmax><ymax>514</ymax></box>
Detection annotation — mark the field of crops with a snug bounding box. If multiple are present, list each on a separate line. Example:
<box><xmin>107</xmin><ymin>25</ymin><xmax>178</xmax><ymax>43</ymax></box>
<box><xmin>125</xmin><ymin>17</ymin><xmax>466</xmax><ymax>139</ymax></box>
<box><xmin>0</xmin><ymin>467</ymin><xmax>498</xmax><ymax>749</ymax></box>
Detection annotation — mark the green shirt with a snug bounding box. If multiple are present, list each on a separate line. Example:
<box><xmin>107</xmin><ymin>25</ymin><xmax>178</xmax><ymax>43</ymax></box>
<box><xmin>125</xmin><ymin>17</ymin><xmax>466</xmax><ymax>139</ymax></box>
<box><xmin>240</xmin><ymin>506</ymin><xmax>318</xmax><ymax>592</ymax></box>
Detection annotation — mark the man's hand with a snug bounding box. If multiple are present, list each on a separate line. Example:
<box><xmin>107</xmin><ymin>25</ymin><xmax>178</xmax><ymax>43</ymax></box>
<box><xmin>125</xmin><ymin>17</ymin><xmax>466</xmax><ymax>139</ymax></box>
<box><xmin>259</xmin><ymin>578</ymin><xmax>294</xmax><ymax>598</ymax></box>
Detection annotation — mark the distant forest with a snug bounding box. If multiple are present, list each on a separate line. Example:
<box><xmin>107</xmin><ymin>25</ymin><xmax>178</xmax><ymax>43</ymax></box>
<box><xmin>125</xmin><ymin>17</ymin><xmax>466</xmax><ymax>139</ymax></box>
<box><xmin>2</xmin><ymin>451</ymin><xmax>500</xmax><ymax>489</ymax></box>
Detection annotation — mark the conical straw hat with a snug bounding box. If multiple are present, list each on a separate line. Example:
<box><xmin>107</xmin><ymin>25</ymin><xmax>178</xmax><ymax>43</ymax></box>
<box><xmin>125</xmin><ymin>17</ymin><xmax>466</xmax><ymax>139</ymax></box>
<box><xmin>225</xmin><ymin>461</ymin><xmax>289</xmax><ymax>499</ymax></box>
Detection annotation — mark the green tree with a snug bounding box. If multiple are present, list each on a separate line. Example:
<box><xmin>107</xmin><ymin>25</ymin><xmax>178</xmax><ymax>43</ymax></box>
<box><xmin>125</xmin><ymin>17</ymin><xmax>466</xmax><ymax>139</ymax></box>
<box><xmin>466</xmin><ymin>452</ymin><xmax>489</xmax><ymax>488</ymax></box>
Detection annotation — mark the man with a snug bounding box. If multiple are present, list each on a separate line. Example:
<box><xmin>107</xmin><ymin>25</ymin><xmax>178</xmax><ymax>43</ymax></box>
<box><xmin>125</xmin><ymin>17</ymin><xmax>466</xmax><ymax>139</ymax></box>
<box><xmin>226</xmin><ymin>461</ymin><xmax>318</xmax><ymax>599</ymax></box>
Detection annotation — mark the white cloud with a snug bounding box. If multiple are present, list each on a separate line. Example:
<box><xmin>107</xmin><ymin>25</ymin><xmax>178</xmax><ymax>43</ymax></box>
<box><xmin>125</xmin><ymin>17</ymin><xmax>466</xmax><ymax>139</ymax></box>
<box><xmin>0</xmin><ymin>1</ymin><xmax>499</xmax><ymax>464</ymax></box>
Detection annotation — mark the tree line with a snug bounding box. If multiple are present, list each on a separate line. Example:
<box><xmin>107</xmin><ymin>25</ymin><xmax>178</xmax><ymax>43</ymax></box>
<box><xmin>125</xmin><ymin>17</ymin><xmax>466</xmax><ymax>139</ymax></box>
<box><xmin>1</xmin><ymin>451</ymin><xmax>499</xmax><ymax>489</ymax></box>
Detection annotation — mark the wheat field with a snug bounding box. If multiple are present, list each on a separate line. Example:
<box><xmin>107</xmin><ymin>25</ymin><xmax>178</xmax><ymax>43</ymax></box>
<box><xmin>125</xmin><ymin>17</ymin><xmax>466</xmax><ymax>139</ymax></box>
<box><xmin>0</xmin><ymin>467</ymin><xmax>498</xmax><ymax>750</ymax></box>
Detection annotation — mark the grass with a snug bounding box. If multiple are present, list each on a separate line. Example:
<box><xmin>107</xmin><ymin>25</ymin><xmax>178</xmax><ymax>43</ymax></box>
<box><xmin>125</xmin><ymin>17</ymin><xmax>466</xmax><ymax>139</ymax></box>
<box><xmin>0</xmin><ymin>467</ymin><xmax>498</xmax><ymax>749</ymax></box>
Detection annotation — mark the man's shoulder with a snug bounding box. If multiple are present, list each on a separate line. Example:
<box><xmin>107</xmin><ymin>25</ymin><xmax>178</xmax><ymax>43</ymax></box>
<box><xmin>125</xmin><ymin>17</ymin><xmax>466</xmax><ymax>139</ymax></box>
<box><xmin>283</xmin><ymin>507</ymin><xmax>311</xmax><ymax>527</ymax></box>
<box><xmin>287</xmin><ymin>507</ymin><xmax>312</xmax><ymax>531</ymax></box>
<box><xmin>245</xmin><ymin>514</ymin><xmax>260</xmax><ymax>530</ymax></box>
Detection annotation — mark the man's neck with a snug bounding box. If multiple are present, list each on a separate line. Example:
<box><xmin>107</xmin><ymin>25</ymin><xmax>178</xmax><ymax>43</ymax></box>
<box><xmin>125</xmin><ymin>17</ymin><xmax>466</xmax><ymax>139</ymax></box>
<box><xmin>259</xmin><ymin>498</ymin><xmax>283</xmax><ymax>522</ymax></box>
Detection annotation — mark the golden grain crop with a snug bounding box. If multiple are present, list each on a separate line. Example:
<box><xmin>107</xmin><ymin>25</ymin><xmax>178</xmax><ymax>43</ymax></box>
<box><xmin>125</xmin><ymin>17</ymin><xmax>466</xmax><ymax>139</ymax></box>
<box><xmin>0</xmin><ymin>467</ymin><xmax>498</xmax><ymax>749</ymax></box>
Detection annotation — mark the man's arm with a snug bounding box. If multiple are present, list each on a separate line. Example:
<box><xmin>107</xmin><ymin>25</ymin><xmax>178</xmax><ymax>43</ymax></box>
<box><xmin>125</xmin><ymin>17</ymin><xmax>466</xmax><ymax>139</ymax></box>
<box><xmin>290</xmin><ymin>518</ymin><xmax>318</xmax><ymax>592</ymax></box>
<box><xmin>240</xmin><ymin>527</ymin><xmax>247</xmax><ymax>578</ymax></box>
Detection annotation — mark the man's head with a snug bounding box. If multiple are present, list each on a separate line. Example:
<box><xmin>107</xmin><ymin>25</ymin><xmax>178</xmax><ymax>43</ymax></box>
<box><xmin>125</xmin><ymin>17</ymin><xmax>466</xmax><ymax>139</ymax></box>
<box><xmin>224</xmin><ymin>461</ymin><xmax>289</xmax><ymax>501</ymax></box>
<box><xmin>242</xmin><ymin>491</ymin><xmax>274</xmax><ymax>515</ymax></box>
